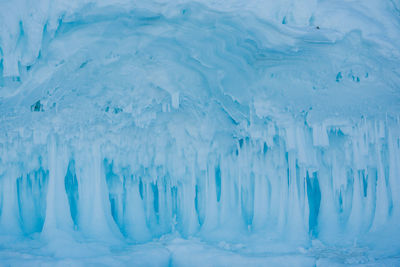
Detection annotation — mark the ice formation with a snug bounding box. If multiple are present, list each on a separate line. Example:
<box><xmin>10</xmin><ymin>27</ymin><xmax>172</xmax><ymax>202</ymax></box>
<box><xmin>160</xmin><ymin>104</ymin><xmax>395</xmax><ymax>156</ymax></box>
<box><xmin>0</xmin><ymin>0</ymin><xmax>400</xmax><ymax>266</ymax></box>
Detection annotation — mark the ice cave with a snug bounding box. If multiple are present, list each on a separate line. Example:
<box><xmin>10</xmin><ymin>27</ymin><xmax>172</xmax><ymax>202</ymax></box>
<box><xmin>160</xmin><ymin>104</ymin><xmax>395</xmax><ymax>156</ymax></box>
<box><xmin>0</xmin><ymin>0</ymin><xmax>400</xmax><ymax>266</ymax></box>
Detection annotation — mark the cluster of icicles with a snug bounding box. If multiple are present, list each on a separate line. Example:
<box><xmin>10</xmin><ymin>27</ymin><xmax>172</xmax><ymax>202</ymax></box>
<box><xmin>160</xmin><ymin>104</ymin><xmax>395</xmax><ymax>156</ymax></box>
<box><xmin>0</xmin><ymin>118</ymin><xmax>399</xmax><ymax>245</ymax></box>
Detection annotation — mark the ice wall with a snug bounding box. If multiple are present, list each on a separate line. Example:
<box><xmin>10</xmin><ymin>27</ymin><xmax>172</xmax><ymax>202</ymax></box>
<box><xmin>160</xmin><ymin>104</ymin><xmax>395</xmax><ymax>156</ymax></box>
<box><xmin>0</xmin><ymin>0</ymin><xmax>400</xmax><ymax>253</ymax></box>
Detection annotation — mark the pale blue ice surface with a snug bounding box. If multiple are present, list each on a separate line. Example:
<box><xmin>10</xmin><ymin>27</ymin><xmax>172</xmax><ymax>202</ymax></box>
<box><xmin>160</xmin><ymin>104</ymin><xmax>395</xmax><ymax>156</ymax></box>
<box><xmin>0</xmin><ymin>0</ymin><xmax>400</xmax><ymax>266</ymax></box>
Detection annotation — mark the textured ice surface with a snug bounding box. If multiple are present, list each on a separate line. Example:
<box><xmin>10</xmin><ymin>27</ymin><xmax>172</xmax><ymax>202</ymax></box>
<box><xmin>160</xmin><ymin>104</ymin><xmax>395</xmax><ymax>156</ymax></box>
<box><xmin>1</xmin><ymin>0</ymin><xmax>400</xmax><ymax>266</ymax></box>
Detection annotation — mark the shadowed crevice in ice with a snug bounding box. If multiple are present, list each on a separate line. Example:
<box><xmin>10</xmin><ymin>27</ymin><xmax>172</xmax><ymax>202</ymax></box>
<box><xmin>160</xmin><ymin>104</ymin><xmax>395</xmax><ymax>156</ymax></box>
<box><xmin>64</xmin><ymin>159</ymin><xmax>79</xmax><ymax>227</ymax></box>
<box><xmin>16</xmin><ymin>167</ymin><xmax>49</xmax><ymax>234</ymax></box>
<box><xmin>306</xmin><ymin>171</ymin><xmax>320</xmax><ymax>238</ymax></box>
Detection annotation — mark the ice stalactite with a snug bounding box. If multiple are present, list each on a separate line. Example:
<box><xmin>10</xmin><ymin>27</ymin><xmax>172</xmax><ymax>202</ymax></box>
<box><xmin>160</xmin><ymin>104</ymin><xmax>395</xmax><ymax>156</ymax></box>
<box><xmin>0</xmin><ymin>118</ymin><xmax>398</xmax><ymax>246</ymax></box>
<box><xmin>42</xmin><ymin>135</ymin><xmax>74</xmax><ymax>237</ymax></box>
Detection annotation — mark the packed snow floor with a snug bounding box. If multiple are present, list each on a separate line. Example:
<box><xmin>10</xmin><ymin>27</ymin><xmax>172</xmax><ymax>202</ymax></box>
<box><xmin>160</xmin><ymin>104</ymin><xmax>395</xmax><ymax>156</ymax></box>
<box><xmin>1</xmin><ymin>235</ymin><xmax>399</xmax><ymax>267</ymax></box>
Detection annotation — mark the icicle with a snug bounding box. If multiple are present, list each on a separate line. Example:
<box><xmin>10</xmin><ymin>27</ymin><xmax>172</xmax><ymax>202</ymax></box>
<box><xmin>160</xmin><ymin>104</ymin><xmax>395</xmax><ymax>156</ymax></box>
<box><xmin>317</xmin><ymin>163</ymin><xmax>340</xmax><ymax>244</ymax></box>
<box><xmin>347</xmin><ymin>170</ymin><xmax>363</xmax><ymax>238</ymax></box>
<box><xmin>219</xmin><ymin>155</ymin><xmax>243</xmax><ymax>232</ymax></box>
<box><xmin>177</xmin><ymin>172</ymin><xmax>199</xmax><ymax>237</ymax></box>
<box><xmin>0</xmin><ymin>168</ymin><xmax>21</xmax><ymax>234</ymax></box>
<box><xmin>201</xmin><ymin>160</ymin><xmax>219</xmax><ymax>234</ymax></box>
<box><xmin>75</xmin><ymin>143</ymin><xmax>122</xmax><ymax>241</ymax></box>
<box><xmin>372</xmin><ymin>142</ymin><xmax>389</xmax><ymax>229</ymax></box>
<box><xmin>286</xmin><ymin>151</ymin><xmax>307</xmax><ymax>241</ymax></box>
<box><xmin>124</xmin><ymin>177</ymin><xmax>151</xmax><ymax>242</ymax></box>
<box><xmin>42</xmin><ymin>135</ymin><xmax>74</xmax><ymax>236</ymax></box>
<box><xmin>252</xmin><ymin>172</ymin><xmax>269</xmax><ymax>231</ymax></box>
<box><xmin>387</xmin><ymin>128</ymin><xmax>400</xmax><ymax>221</ymax></box>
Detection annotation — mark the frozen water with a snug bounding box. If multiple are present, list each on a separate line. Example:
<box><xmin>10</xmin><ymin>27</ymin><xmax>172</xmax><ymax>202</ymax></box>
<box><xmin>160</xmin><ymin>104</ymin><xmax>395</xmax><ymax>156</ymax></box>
<box><xmin>0</xmin><ymin>0</ymin><xmax>400</xmax><ymax>266</ymax></box>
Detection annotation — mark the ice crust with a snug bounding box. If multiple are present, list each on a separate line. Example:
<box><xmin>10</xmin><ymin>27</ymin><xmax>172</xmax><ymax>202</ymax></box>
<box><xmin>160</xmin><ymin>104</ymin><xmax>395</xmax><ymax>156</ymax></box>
<box><xmin>1</xmin><ymin>0</ymin><xmax>400</xmax><ymax>266</ymax></box>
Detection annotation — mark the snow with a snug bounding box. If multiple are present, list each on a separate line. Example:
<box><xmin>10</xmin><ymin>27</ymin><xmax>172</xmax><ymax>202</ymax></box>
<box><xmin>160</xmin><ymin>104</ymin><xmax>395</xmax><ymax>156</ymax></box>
<box><xmin>1</xmin><ymin>0</ymin><xmax>400</xmax><ymax>266</ymax></box>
